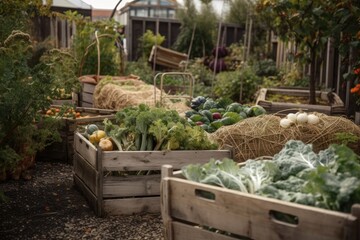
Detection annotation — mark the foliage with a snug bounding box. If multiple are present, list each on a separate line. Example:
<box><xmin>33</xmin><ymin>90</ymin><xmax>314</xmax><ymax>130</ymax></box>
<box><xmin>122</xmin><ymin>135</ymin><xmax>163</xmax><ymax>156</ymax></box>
<box><xmin>183</xmin><ymin>140</ymin><xmax>360</xmax><ymax>213</ymax></box>
<box><xmin>173</xmin><ymin>0</ymin><xmax>218</xmax><ymax>58</ymax></box>
<box><xmin>224</xmin><ymin>0</ymin><xmax>248</xmax><ymax>25</ymax></box>
<box><xmin>253</xmin><ymin>58</ymin><xmax>278</xmax><ymax>77</ymax></box>
<box><xmin>138</xmin><ymin>30</ymin><xmax>165</xmax><ymax>60</ymax></box>
<box><xmin>0</xmin><ymin>0</ymin><xmax>51</xmax><ymax>43</ymax></box>
<box><xmin>124</xmin><ymin>59</ymin><xmax>154</xmax><ymax>85</ymax></box>
<box><xmin>66</xmin><ymin>11</ymin><xmax>120</xmax><ymax>76</ymax></box>
<box><xmin>103</xmin><ymin>104</ymin><xmax>217</xmax><ymax>151</ymax></box>
<box><xmin>0</xmin><ymin>31</ymin><xmax>64</xmax><ymax>175</ymax></box>
<box><xmin>186</xmin><ymin>59</ymin><xmax>214</xmax><ymax>87</ymax></box>
<box><xmin>213</xmin><ymin>65</ymin><xmax>262</xmax><ymax>103</ymax></box>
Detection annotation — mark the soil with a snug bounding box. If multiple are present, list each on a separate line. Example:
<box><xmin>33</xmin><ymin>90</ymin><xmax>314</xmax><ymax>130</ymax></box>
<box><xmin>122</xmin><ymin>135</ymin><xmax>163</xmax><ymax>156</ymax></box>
<box><xmin>0</xmin><ymin>161</ymin><xmax>164</xmax><ymax>240</ymax></box>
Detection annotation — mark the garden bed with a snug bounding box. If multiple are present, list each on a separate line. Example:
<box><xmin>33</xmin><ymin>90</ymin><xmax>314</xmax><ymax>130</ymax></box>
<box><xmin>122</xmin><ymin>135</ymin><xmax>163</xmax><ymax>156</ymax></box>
<box><xmin>36</xmin><ymin>106</ymin><xmax>116</xmax><ymax>164</ymax></box>
<box><xmin>256</xmin><ymin>88</ymin><xmax>346</xmax><ymax>116</ymax></box>
<box><xmin>161</xmin><ymin>165</ymin><xmax>360</xmax><ymax>240</ymax></box>
<box><xmin>73</xmin><ymin>132</ymin><xmax>232</xmax><ymax>217</ymax></box>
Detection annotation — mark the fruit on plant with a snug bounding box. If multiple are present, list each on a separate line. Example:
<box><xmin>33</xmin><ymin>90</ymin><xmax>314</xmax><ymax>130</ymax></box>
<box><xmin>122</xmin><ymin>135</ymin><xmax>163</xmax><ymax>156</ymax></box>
<box><xmin>98</xmin><ymin>138</ymin><xmax>113</xmax><ymax>151</ymax></box>
<box><xmin>86</xmin><ymin>124</ymin><xmax>99</xmax><ymax>135</ymax></box>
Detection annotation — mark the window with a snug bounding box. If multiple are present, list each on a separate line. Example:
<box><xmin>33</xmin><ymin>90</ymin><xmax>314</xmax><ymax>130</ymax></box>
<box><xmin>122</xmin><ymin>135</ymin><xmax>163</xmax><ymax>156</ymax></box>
<box><xmin>136</xmin><ymin>8</ymin><xmax>148</xmax><ymax>17</ymax></box>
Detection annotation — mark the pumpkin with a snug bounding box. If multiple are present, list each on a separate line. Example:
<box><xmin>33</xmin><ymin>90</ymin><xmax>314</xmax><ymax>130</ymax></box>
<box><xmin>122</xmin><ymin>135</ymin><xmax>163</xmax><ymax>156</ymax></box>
<box><xmin>99</xmin><ymin>138</ymin><xmax>113</xmax><ymax>151</ymax></box>
<box><xmin>93</xmin><ymin>130</ymin><xmax>106</xmax><ymax>142</ymax></box>
<box><xmin>86</xmin><ymin>124</ymin><xmax>99</xmax><ymax>135</ymax></box>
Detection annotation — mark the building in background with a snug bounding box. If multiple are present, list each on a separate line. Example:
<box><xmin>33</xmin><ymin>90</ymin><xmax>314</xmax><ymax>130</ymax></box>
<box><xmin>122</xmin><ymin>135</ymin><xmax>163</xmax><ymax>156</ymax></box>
<box><xmin>117</xmin><ymin>0</ymin><xmax>178</xmax><ymax>26</ymax></box>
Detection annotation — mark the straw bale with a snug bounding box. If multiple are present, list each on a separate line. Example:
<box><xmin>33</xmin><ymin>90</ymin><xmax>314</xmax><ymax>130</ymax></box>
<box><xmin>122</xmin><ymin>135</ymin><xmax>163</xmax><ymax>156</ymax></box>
<box><xmin>210</xmin><ymin>113</ymin><xmax>360</xmax><ymax>162</ymax></box>
<box><xmin>92</xmin><ymin>77</ymin><xmax>190</xmax><ymax>114</ymax></box>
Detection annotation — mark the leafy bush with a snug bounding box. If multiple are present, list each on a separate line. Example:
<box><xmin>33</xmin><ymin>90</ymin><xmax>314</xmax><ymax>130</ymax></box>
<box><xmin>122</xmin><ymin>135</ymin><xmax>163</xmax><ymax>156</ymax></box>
<box><xmin>124</xmin><ymin>59</ymin><xmax>154</xmax><ymax>84</ymax></box>
<box><xmin>0</xmin><ymin>31</ymin><xmax>70</xmax><ymax>179</ymax></box>
<box><xmin>68</xmin><ymin>12</ymin><xmax>120</xmax><ymax>76</ymax></box>
<box><xmin>138</xmin><ymin>30</ymin><xmax>165</xmax><ymax>60</ymax></box>
<box><xmin>213</xmin><ymin>65</ymin><xmax>262</xmax><ymax>103</ymax></box>
<box><xmin>253</xmin><ymin>59</ymin><xmax>278</xmax><ymax>77</ymax></box>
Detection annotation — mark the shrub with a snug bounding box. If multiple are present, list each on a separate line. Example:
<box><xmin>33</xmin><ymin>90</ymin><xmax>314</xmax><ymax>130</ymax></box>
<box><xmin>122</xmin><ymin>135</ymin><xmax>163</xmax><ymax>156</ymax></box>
<box><xmin>213</xmin><ymin>65</ymin><xmax>262</xmax><ymax>103</ymax></box>
<box><xmin>0</xmin><ymin>31</ymin><xmax>70</xmax><ymax>179</ymax></box>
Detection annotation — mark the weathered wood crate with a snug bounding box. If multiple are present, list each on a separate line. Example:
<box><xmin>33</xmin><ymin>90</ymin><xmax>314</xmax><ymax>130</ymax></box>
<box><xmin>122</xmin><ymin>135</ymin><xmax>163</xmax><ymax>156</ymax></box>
<box><xmin>256</xmin><ymin>88</ymin><xmax>346</xmax><ymax>116</ymax></box>
<box><xmin>36</xmin><ymin>106</ymin><xmax>116</xmax><ymax>164</ymax></box>
<box><xmin>73</xmin><ymin>132</ymin><xmax>232</xmax><ymax>217</ymax></box>
<box><xmin>79</xmin><ymin>82</ymin><xmax>96</xmax><ymax>108</ymax></box>
<box><xmin>161</xmin><ymin>165</ymin><xmax>360</xmax><ymax>240</ymax></box>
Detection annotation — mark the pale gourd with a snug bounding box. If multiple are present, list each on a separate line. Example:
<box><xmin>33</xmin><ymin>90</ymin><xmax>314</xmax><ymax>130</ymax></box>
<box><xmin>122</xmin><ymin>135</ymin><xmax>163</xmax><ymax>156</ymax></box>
<box><xmin>280</xmin><ymin>118</ymin><xmax>293</xmax><ymax>128</ymax></box>
<box><xmin>286</xmin><ymin>113</ymin><xmax>297</xmax><ymax>123</ymax></box>
<box><xmin>99</xmin><ymin>138</ymin><xmax>113</xmax><ymax>151</ymax></box>
<box><xmin>296</xmin><ymin>112</ymin><xmax>308</xmax><ymax>124</ymax></box>
<box><xmin>307</xmin><ymin>114</ymin><xmax>320</xmax><ymax>125</ymax></box>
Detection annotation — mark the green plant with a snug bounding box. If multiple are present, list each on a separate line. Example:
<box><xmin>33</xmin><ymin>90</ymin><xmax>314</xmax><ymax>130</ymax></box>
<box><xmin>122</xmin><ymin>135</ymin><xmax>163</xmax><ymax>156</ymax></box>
<box><xmin>67</xmin><ymin>11</ymin><xmax>120</xmax><ymax>76</ymax></box>
<box><xmin>138</xmin><ymin>30</ymin><xmax>165</xmax><ymax>60</ymax></box>
<box><xmin>0</xmin><ymin>31</ymin><xmax>64</xmax><ymax>180</ymax></box>
<box><xmin>213</xmin><ymin>65</ymin><xmax>262</xmax><ymax>103</ymax></box>
<box><xmin>124</xmin><ymin>59</ymin><xmax>154</xmax><ymax>84</ymax></box>
<box><xmin>173</xmin><ymin>0</ymin><xmax>217</xmax><ymax>58</ymax></box>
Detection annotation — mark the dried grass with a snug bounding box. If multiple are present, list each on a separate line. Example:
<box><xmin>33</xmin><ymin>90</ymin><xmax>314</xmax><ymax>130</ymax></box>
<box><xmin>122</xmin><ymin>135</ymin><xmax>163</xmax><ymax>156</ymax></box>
<box><xmin>210</xmin><ymin>113</ymin><xmax>360</xmax><ymax>162</ymax></box>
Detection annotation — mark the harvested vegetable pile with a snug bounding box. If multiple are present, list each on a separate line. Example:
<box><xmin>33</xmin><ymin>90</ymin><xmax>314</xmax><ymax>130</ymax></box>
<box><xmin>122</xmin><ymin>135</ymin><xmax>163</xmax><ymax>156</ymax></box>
<box><xmin>210</xmin><ymin>112</ymin><xmax>360</xmax><ymax>162</ymax></box>
<box><xmin>92</xmin><ymin>76</ymin><xmax>190</xmax><ymax>114</ymax></box>
<box><xmin>182</xmin><ymin>140</ymin><xmax>360</xmax><ymax>213</ymax></box>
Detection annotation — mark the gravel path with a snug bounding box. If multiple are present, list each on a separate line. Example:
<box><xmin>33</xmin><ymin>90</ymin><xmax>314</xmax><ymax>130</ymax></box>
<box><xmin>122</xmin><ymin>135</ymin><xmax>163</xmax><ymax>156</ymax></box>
<box><xmin>0</xmin><ymin>161</ymin><xmax>164</xmax><ymax>240</ymax></box>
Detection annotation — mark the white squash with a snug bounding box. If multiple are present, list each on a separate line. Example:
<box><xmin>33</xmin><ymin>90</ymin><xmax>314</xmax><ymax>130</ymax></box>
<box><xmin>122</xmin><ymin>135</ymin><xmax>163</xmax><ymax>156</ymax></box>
<box><xmin>296</xmin><ymin>112</ymin><xmax>308</xmax><ymax>123</ymax></box>
<box><xmin>286</xmin><ymin>113</ymin><xmax>297</xmax><ymax>123</ymax></box>
<box><xmin>280</xmin><ymin>118</ymin><xmax>293</xmax><ymax>128</ymax></box>
<box><xmin>307</xmin><ymin>114</ymin><xmax>320</xmax><ymax>125</ymax></box>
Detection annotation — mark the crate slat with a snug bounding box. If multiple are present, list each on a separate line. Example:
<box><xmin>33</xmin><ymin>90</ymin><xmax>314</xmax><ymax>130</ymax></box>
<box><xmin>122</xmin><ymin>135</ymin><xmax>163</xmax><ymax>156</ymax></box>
<box><xmin>161</xmin><ymin>166</ymin><xmax>360</xmax><ymax>240</ymax></box>
<box><xmin>102</xmin><ymin>150</ymin><xmax>232</xmax><ymax>171</ymax></box>
<box><xmin>172</xmin><ymin>221</ymin><xmax>238</xmax><ymax>240</ymax></box>
<box><xmin>74</xmin><ymin>152</ymin><xmax>98</xmax><ymax>195</ymax></box>
<box><xmin>74</xmin><ymin>132</ymin><xmax>232</xmax><ymax>216</ymax></box>
<box><xmin>103</xmin><ymin>197</ymin><xmax>160</xmax><ymax>215</ymax></box>
<box><xmin>103</xmin><ymin>174</ymin><xmax>161</xmax><ymax>198</ymax></box>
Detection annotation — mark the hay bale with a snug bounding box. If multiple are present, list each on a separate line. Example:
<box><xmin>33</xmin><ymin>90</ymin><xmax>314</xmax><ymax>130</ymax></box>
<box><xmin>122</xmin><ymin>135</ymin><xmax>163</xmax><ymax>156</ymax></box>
<box><xmin>210</xmin><ymin>113</ymin><xmax>360</xmax><ymax>162</ymax></box>
<box><xmin>92</xmin><ymin>77</ymin><xmax>190</xmax><ymax>114</ymax></box>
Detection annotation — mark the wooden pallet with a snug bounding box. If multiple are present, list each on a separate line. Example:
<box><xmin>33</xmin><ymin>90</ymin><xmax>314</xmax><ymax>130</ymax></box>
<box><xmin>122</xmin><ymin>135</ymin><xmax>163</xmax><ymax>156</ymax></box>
<box><xmin>256</xmin><ymin>88</ymin><xmax>346</xmax><ymax>116</ymax></box>
<box><xmin>161</xmin><ymin>165</ymin><xmax>360</xmax><ymax>240</ymax></box>
<box><xmin>36</xmin><ymin>106</ymin><xmax>116</xmax><ymax>164</ymax></box>
<box><xmin>73</xmin><ymin>132</ymin><xmax>232</xmax><ymax>216</ymax></box>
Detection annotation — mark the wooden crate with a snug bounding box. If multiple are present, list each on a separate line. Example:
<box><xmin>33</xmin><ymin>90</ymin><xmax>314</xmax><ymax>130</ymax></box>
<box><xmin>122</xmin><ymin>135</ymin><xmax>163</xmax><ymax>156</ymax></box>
<box><xmin>73</xmin><ymin>132</ymin><xmax>232</xmax><ymax>217</ymax></box>
<box><xmin>161</xmin><ymin>165</ymin><xmax>360</xmax><ymax>240</ymax></box>
<box><xmin>79</xmin><ymin>82</ymin><xmax>96</xmax><ymax>108</ymax></box>
<box><xmin>36</xmin><ymin>107</ymin><xmax>116</xmax><ymax>164</ymax></box>
<box><xmin>256</xmin><ymin>88</ymin><xmax>346</xmax><ymax>116</ymax></box>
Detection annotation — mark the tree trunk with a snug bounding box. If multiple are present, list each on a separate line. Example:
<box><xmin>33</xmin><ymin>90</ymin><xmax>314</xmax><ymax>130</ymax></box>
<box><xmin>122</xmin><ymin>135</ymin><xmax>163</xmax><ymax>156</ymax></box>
<box><xmin>309</xmin><ymin>48</ymin><xmax>317</xmax><ymax>104</ymax></box>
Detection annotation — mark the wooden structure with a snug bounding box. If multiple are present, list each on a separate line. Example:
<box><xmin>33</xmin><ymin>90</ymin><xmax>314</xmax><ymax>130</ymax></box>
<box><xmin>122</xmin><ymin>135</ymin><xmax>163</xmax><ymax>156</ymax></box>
<box><xmin>36</xmin><ymin>106</ymin><xmax>116</xmax><ymax>164</ymax></box>
<box><xmin>79</xmin><ymin>82</ymin><xmax>96</xmax><ymax>108</ymax></box>
<box><xmin>256</xmin><ymin>88</ymin><xmax>346</xmax><ymax>116</ymax></box>
<box><xmin>161</xmin><ymin>165</ymin><xmax>360</xmax><ymax>240</ymax></box>
<box><xmin>73</xmin><ymin>132</ymin><xmax>232</xmax><ymax>216</ymax></box>
<box><xmin>149</xmin><ymin>45</ymin><xmax>188</xmax><ymax>70</ymax></box>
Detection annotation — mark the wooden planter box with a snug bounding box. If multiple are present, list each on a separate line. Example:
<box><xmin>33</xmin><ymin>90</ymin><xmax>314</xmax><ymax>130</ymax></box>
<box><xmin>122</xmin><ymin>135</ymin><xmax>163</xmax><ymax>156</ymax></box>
<box><xmin>73</xmin><ymin>132</ymin><xmax>232</xmax><ymax>217</ymax></box>
<box><xmin>256</xmin><ymin>88</ymin><xmax>346</xmax><ymax>116</ymax></box>
<box><xmin>36</xmin><ymin>107</ymin><xmax>116</xmax><ymax>164</ymax></box>
<box><xmin>79</xmin><ymin>82</ymin><xmax>96</xmax><ymax>108</ymax></box>
<box><xmin>161</xmin><ymin>165</ymin><xmax>360</xmax><ymax>240</ymax></box>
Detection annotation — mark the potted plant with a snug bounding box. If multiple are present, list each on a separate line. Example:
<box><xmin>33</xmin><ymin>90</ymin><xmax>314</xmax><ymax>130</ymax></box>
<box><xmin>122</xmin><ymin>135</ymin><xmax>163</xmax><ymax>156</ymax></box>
<box><xmin>0</xmin><ymin>30</ymin><xmax>77</xmax><ymax>180</ymax></box>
